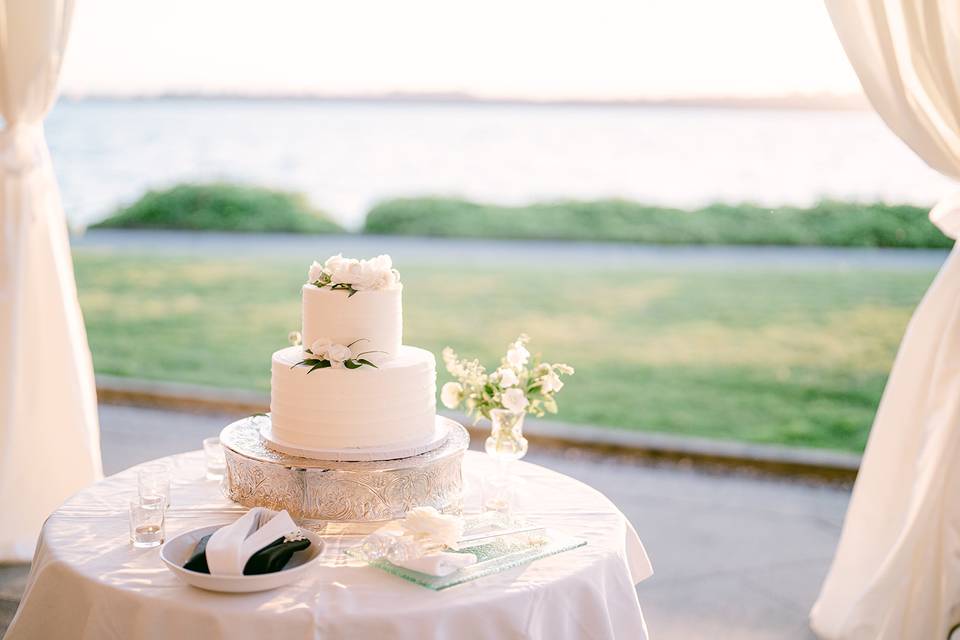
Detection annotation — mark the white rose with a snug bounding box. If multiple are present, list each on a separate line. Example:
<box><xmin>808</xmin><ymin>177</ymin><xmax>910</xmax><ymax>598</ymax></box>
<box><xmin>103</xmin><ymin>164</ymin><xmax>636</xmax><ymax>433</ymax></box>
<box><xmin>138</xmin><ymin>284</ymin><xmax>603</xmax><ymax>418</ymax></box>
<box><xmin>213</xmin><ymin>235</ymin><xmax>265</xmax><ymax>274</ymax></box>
<box><xmin>541</xmin><ymin>372</ymin><xmax>564</xmax><ymax>393</ymax></box>
<box><xmin>307</xmin><ymin>261</ymin><xmax>325</xmax><ymax>284</ymax></box>
<box><xmin>323</xmin><ymin>253</ymin><xmax>348</xmax><ymax>273</ymax></box>
<box><xmin>506</xmin><ymin>343</ymin><xmax>530</xmax><ymax>368</ymax></box>
<box><xmin>308</xmin><ymin>338</ymin><xmax>332</xmax><ymax>358</ymax></box>
<box><xmin>368</xmin><ymin>267</ymin><xmax>398</xmax><ymax>290</ymax></box>
<box><xmin>337</xmin><ymin>261</ymin><xmax>366</xmax><ymax>286</ymax></box>
<box><xmin>496</xmin><ymin>368</ymin><xmax>519</xmax><ymax>388</ymax></box>
<box><xmin>353</xmin><ymin>259</ymin><xmax>382</xmax><ymax>291</ymax></box>
<box><xmin>324</xmin><ymin>254</ymin><xmax>363</xmax><ymax>286</ymax></box>
<box><xmin>400</xmin><ymin>506</ymin><xmax>464</xmax><ymax>548</ymax></box>
<box><xmin>440</xmin><ymin>381</ymin><xmax>463</xmax><ymax>409</ymax></box>
<box><xmin>357</xmin><ymin>254</ymin><xmax>397</xmax><ymax>291</ymax></box>
<box><xmin>501</xmin><ymin>387</ymin><xmax>529</xmax><ymax>413</ymax></box>
<box><xmin>325</xmin><ymin>343</ymin><xmax>353</xmax><ymax>365</ymax></box>
<box><xmin>320</xmin><ymin>254</ymin><xmax>400</xmax><ymax>291</ymax></box>
<box><xmin>368</xmin><ymin>254</ymin><xmax>393</xmax><ymax>274</ymax></box>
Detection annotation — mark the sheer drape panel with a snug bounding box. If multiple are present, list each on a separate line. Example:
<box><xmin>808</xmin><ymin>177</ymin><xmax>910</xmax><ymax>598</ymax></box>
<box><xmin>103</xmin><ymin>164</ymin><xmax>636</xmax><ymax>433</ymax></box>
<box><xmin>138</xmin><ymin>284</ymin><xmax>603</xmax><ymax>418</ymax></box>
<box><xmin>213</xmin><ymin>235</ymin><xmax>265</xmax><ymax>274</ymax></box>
<box><xmin>811</xmin><ymin>1</ymin><xmax>960</xmax><ymax>637</ymax></box>
<box><xmin>0</xmin><ymin>0</ymin><xmax>102</xmax><ymax>562</ymax></box>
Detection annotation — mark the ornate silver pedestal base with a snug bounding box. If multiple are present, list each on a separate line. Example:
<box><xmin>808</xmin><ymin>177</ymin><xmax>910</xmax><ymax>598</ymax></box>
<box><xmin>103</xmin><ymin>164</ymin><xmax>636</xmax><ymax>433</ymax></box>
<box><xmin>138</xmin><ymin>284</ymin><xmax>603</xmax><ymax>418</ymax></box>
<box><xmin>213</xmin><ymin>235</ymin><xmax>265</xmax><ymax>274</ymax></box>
<box><xmin>220</xmin><ymin>415</ymin><xmax>469</xmax><ymax>525</ymax></box>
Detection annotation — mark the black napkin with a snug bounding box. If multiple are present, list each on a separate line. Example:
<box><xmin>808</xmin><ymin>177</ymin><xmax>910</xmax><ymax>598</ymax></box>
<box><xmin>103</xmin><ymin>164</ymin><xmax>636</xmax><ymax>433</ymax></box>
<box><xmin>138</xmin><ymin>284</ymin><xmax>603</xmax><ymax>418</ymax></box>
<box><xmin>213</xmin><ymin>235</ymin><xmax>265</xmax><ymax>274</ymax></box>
<box><xmin>183</xmin><ymin>533</ymin><xmax>311</xmax><ymax>575</ymax></box>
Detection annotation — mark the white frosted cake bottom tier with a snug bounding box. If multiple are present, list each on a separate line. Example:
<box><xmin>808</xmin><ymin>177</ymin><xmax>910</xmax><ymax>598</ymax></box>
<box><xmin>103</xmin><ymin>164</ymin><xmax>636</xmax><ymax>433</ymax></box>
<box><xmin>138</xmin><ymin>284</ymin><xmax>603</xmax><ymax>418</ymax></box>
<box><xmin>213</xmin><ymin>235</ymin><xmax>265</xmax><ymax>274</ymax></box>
<box><xmin>260</xmin><ymin>415</ymin><xmax>451</xmax><ymax>461</ymax></box>
<box><xmin>269</xmin><ymin>345</ymin><xmax>437</xmax><ymax>451</ymax></box>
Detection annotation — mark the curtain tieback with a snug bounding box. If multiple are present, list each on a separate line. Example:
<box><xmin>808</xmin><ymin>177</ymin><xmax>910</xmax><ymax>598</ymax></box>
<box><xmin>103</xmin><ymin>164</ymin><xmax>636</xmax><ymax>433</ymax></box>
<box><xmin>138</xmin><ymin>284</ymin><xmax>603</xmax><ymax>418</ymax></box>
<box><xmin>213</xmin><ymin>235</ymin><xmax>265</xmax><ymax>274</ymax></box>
<box><xmin>929</xmin><ymin>192</ymin><xmax>960</xmax><ymax>240</ymax></box>
<box><xmin>0</xmin><ymin>122</ymin><xmax>47</xmax><ymax>174</ymax></box>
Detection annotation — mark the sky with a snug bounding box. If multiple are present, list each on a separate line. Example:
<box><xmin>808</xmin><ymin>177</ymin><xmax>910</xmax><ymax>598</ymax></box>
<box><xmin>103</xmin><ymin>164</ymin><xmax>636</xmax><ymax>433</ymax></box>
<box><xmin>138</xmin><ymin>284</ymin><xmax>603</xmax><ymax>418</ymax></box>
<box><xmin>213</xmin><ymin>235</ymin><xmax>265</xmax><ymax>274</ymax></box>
<box><xmin>60</xmin><ymin>0</ymin><xmax>862</xmax><ymax>100</ymax></box>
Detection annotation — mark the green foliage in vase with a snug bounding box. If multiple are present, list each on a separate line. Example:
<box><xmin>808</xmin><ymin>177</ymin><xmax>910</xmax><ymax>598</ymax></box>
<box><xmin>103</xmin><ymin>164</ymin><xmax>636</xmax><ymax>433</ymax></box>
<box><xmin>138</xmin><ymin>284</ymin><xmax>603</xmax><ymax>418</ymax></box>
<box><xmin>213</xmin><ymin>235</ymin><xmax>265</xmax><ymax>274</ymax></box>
<box><xmin>441</xmin><ymin>335</ymin><xmax>574</xmax><ymax>422</ymax></box>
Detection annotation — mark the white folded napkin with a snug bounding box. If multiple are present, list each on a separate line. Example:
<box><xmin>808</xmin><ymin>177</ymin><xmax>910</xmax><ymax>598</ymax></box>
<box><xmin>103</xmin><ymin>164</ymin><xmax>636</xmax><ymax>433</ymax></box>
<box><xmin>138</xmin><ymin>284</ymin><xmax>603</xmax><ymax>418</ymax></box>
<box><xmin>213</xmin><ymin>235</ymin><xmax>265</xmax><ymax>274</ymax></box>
<box><xmin>205</xmin><ymin>508</ymin><xmax>300</xmax><ymax>576</ymax></box>
<box><xmin>393</xmin><ymin>550</ymin><xmax>478</xmax><ymax>577</ymax></box>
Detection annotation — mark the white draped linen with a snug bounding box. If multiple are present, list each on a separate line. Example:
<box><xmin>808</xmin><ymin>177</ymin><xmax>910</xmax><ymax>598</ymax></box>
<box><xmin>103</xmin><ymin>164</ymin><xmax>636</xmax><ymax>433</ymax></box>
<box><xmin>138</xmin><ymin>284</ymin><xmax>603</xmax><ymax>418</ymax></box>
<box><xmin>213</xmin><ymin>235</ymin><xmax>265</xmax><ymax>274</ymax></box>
<box><xmin>811</xmin><ymin>1</ymin><xmax>960</xmax><ymax>637</ymax></box>
<box><xmin>0</xmin><ymin>0</ymin><xmax>102</xmax><ymax>561</ymax></box>
<box><xmin>6</xmin><ymin>451</ymin><xmax>652</xmax><ymax>640</ymax></box>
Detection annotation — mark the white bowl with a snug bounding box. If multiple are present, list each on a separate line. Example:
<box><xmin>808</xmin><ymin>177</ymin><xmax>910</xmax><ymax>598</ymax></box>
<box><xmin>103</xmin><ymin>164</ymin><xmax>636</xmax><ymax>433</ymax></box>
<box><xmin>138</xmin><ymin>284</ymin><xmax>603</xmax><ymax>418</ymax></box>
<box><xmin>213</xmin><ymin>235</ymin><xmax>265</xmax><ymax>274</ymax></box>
<box><xmin>160</xmin><ymin>524</ymin><xmax>325</xmax><ymax>593</ymax></box>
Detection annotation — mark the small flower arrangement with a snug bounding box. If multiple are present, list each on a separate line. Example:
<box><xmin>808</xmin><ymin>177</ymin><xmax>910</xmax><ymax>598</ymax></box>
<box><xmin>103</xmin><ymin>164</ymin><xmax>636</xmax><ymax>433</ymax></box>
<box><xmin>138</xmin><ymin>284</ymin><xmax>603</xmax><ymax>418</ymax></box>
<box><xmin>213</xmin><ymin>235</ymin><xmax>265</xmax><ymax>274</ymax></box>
<box><xmin>308</xmin><ymin>254</ymin><xmax>400</xmax><ymax>297</ymax></box>
<box><xmin>441</xmin><ymin>334</ymin><xmax>574</xmax><ymax>421</ymax></box>
<box><xmin>294</xmin><ymin>337</ymin><xmax>382</xmax><ymax>372</ymax></box>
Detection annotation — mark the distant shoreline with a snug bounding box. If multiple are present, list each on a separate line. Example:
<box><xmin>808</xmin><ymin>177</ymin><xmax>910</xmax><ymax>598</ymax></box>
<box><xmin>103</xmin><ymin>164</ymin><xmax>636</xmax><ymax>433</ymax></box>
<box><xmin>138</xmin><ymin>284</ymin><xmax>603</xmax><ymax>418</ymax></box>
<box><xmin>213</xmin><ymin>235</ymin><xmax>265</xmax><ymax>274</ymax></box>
<box><xmin>57</xmin><ymin>91</ymin><xmax>869</xmax><ymax>112</ymax></box>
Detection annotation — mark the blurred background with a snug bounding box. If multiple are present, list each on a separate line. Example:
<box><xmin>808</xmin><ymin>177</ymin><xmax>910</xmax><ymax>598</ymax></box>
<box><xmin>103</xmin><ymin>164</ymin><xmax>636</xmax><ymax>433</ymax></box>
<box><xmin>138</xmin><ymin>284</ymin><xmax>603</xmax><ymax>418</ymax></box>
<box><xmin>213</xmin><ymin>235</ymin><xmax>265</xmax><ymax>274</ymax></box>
<box><xmin>56</xmin><ymin>0</ymin><xmax>951</xmax><ymax>455</ymax></box>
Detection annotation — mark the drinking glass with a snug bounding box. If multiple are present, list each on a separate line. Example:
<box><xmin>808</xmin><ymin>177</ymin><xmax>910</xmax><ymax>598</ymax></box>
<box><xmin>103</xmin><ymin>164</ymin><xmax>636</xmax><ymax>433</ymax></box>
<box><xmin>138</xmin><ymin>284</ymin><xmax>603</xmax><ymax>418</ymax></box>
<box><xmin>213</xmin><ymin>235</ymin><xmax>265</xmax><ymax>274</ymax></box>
<box><xmin>129</xmin><ymin>501</ymin><xmax>165</xmax><ymax>548</ymax></box>
<box><xmin>138</xmin><ymin>463</ymin><xmax>171</xmax><ymax>507</ymax></box>
<box><xmin>481</xmin><ymin>473</ymin><xmax>517</xmax><ymax>514</ymax></box>
<box><xmin>203</xmin><ymin>437</ymin><xmax>226</xmax><ymax>480</ymax></box>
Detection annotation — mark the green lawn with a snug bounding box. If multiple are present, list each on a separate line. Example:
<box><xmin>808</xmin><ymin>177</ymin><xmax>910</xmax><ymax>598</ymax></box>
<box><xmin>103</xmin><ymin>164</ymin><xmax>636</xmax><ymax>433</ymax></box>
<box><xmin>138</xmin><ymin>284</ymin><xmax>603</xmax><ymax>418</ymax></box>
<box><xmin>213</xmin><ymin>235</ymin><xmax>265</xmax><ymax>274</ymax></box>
<box><xmin>74</xmin><ymin>252</ymin><xmax>935</xmax><ymax>452</ymax></box>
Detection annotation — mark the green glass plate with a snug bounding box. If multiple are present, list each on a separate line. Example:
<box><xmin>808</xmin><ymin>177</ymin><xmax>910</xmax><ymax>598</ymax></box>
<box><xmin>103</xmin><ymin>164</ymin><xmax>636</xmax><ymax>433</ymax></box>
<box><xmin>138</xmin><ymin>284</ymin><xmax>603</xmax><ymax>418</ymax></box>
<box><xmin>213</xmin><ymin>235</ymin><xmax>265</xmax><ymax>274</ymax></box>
<box><xmin>360</xmin><ymin>529</ymin><xmax>586</xmax><ymax>590</ymax></box>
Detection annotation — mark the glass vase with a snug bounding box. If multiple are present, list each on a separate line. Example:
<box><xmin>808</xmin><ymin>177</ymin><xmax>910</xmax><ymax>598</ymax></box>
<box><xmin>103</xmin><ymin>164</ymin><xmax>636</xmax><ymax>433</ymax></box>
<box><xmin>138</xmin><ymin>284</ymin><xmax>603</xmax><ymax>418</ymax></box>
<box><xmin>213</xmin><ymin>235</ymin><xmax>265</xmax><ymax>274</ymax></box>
<box><xmin>482</xmin><ymin>409</ymin><xmax>528</xmax><ymax>513</ymax></box>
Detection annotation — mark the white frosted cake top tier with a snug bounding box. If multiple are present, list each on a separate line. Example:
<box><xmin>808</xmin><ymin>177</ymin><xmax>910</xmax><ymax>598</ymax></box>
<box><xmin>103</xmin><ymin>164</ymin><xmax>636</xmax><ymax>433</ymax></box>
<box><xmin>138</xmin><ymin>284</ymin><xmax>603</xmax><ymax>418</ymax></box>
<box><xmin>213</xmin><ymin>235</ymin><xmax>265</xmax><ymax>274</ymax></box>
<box><xmin>269</xmin><ymin>345</ymin><xmax>436</xmax><ymax>451</ymax></box>
<box><xmin>301</xmin><ymin>284</ymin><xmax>402</xmax><ymax>359</ymax></box>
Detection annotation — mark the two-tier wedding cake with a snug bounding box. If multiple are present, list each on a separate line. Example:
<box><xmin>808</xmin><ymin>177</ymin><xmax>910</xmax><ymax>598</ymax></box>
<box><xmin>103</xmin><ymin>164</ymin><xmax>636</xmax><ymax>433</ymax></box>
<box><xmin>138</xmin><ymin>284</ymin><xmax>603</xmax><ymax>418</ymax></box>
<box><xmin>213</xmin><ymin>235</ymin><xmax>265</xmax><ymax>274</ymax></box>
<box><xmin>219</xmin><ymin>254</ymin><xmax>468</xmax><ymax>523</ymax></box>
<box><xmin>263</xmin><ymin>254</ymin><xmax>446</xmax><ymax>459</ymax></box>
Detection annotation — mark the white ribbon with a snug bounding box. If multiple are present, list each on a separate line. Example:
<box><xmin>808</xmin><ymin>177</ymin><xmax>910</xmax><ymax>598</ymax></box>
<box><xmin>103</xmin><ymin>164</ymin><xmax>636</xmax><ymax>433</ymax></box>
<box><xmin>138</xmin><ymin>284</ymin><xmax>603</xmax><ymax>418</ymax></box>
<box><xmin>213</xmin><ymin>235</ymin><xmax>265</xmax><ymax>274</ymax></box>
<box><xmin>0</xmin><ymin>122</ymin><xmax>47</xmax><ymax>175</ymax></box>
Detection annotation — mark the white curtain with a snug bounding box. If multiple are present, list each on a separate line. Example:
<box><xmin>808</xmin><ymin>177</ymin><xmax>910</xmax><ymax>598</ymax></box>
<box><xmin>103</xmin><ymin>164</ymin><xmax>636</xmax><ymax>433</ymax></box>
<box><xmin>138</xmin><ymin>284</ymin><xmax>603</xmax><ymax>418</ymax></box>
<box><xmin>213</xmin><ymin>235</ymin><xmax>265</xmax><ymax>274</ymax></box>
<box><xmin>0</xmin><ymin>0</ymin><xmax>102</xmax><ymax>561</ymax></box>
<box><xmin>811</xmin><ymin>1</ymin><xmax>960</xmax><ymax>638</ymax></box>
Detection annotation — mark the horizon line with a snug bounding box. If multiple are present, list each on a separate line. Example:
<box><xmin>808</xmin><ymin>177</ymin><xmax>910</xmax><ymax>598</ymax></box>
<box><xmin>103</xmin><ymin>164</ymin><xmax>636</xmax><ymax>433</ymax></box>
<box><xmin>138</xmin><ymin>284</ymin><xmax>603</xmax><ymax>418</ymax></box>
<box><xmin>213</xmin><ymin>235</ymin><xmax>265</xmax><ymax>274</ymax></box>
<box><xmin>58</xmin><ymin>90</ymin><xmax>869</xmax><ymax>111</ymax></box>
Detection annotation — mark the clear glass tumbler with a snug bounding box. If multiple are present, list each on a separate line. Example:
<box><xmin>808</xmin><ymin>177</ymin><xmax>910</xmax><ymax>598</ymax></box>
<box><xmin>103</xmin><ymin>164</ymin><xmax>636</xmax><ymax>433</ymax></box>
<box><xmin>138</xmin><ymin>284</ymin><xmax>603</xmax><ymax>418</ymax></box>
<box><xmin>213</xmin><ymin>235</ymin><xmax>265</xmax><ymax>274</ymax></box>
<box><xmin>129</xmin><ymin>501</ymin><xmax>165</xmax><ymax>548</ymax></box>
<box><xmin>203</xmin><ymin>437</ymin><xmax>226</xmax><ymax>480</ymax></box>
<box><xmin>138</xmin><ymin>463</ymin><xmax>171</xmax><ymax>508</ymax></box>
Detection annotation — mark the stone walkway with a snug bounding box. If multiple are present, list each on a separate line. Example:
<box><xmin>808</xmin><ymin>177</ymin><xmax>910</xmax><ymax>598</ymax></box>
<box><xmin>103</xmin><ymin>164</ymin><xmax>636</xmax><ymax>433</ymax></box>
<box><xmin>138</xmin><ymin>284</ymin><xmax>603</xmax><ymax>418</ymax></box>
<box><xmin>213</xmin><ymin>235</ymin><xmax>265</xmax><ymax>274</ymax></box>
<box><xmin>1</xmin><ymin>404</ymin><xmax>851</xmax><ymax>639</ymax></box>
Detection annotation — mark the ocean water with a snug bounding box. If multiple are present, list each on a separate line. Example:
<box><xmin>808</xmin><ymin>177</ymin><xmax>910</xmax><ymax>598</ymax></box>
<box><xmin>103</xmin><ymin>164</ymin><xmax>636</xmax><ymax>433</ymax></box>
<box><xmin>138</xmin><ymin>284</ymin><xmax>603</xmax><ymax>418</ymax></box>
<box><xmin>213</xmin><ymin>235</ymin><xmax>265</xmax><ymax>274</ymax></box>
<box><xmin>45</xmin><ymin>98</ymin><xmax>954</xmax><ymax>230</ymax></box>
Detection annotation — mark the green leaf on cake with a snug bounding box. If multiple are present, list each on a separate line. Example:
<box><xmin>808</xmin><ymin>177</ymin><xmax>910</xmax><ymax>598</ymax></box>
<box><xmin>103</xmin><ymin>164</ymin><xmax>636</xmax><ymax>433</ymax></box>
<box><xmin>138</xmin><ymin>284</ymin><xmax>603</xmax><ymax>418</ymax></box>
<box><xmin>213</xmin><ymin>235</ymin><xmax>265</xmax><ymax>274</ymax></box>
<box><xmin>307</xmin><ymin>361</ymin><xmax>332</xmax><ymax>373</ymax></box>
<box><xmin>356</xmin><ymin>358</ymin><xmax>378</xmax><ymax>368</ymax></box>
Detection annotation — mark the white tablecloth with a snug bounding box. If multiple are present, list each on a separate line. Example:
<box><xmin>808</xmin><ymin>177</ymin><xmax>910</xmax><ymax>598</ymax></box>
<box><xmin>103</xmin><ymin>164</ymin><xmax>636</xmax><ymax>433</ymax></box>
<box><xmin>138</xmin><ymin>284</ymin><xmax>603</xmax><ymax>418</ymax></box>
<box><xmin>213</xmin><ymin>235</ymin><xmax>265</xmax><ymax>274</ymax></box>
<box><xmin>7</xmin><ymin>450</ymin><xmax>652</xmax><ymax>639</ymax></box>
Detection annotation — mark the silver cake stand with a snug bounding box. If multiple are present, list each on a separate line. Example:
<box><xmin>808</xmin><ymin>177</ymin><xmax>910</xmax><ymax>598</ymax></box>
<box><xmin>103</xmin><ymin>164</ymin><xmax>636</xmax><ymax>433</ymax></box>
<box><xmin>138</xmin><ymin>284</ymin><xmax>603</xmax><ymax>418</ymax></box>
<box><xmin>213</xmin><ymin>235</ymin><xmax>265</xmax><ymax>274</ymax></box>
<box><xmin>220</xmin><ymin>415</ymin><xmax>469</xmax><ymax>530</ymax></box>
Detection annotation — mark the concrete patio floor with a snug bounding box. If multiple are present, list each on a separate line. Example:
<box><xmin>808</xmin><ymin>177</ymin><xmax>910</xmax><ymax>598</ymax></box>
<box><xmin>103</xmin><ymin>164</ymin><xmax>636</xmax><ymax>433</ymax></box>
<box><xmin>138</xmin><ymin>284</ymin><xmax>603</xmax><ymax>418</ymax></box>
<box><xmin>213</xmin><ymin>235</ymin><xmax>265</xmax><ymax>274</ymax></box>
<box><xmin>1</xmin><ymin>404</ymin><xmax>851</xmax><ymax>639</ymax></box>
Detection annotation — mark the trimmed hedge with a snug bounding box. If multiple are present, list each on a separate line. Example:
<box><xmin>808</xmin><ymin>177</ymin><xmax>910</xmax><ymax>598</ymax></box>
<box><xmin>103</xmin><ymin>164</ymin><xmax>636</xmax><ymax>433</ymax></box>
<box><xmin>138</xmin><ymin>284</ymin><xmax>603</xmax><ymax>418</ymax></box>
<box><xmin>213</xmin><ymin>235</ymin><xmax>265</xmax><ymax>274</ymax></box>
<box><xmin>363</xmin><ymin>198</ymin><xmax>949</xmax><ymax>248</ymax></box>
<box><xmin>93</xmin><ymin>183</ymin><xmax>342</xmax><ymax>234</ymax></box>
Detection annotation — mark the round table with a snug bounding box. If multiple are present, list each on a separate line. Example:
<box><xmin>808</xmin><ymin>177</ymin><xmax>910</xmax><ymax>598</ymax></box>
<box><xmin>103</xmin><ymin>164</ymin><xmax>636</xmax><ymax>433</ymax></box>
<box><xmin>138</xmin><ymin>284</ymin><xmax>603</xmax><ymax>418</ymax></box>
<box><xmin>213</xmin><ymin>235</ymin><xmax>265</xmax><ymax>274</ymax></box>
<box><xmin>7</xmin><ymin>450</ymin><xmax>652</xmax><ymax>640</ymax></box>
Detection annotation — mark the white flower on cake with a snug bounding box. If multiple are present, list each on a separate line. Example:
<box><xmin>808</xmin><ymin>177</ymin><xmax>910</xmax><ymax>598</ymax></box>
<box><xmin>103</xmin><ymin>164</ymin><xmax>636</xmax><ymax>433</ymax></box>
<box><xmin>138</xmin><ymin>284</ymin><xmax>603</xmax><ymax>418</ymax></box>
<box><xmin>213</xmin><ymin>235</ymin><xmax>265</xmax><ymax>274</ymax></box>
<box><xmin>307</xmin><ymin>261</ymin><xmax>325</xmax><ymax>284</ymax></box>
<box><xmin>501</xmin><ymin>388</ymin><xmax>530</xmax><ymax>413</ymax></box>
<box><xmin>441</xmin><ymin>334</ymin><xmax>574</xmax><ymax>421</ymax></box>
<box><xmin>362</xmin><ymin>254</ymin><xmax>399</xmax><ymax>290</ymax></box>
<box><xmin>325</xmin><ymin>343</ymin><xmax>353</xmax><ymax>367</ymax></box>
<box><xmin>309</xmin><ymin>338</ymin><xmax>332</xmax><ymax>358</ymax></box>
<box><xmin>496</xmin><ymin>367</ymin><xmax>519</xmax><ymax>388</ymax></box>
<box><xmin>440</xmin><ymin>381</ymin><xmax>463</xmax><ymax>409</ymax></box>
<box><xmin>307</xmin><ymin>253</ymin><xmax>401</xmax><ymax>297</ymax></box>
<box><xmin>294</xmin><ymin>337</ymin><xmax>383</xmax><ymax>373</ymax></box>
<box><xmin>400</xmin><ymin>507</ymin><xmax>464</xmax><ymax>549</ymax></box>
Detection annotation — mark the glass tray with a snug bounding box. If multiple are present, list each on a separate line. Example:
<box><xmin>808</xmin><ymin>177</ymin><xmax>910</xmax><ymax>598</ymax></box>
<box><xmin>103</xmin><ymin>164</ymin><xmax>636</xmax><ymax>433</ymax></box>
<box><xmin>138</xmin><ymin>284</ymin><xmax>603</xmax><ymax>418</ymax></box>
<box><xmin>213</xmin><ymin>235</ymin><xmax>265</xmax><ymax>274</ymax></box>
<box><xmin>356</xmin><ymin>528</ymin><xmax>586</xmax><ymax>590</ymax></box>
